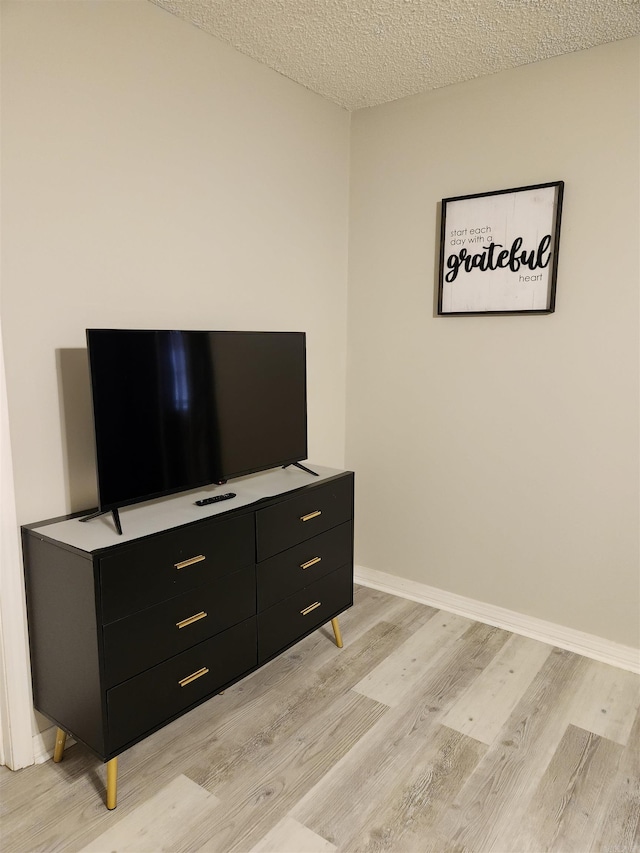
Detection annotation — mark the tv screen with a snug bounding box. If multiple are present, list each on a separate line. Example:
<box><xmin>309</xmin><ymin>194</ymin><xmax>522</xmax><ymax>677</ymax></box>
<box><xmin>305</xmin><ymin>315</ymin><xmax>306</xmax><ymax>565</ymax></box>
<box><xmin>86</xmin><ymin>329</ymin><xmax>308</xmax><ymax>511</ymax></box>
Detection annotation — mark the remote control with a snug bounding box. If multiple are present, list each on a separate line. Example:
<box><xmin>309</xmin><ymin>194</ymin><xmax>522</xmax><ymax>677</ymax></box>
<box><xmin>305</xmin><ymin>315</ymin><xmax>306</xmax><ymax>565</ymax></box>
<box><xmin>195</xmin><ymin>492</ymin><xmax>236</xmax><ymax>506</ymax></box>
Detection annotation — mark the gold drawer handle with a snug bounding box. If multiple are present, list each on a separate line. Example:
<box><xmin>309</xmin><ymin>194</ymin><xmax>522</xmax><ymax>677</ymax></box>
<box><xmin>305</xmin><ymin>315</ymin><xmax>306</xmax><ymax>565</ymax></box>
<box><xmin>178</xmin><ymin>667</ymin><xmax>209</xmax><ymax>687</ymax></box>
<box><xmin>301</xmin><ymin>601</ymin><xmax>321</xmax><ymax>616</ymax></box>
<box><xmin>300</xmin><ymin>510</ymin><xmax>322</xmax><ymax>522</ymax></box>
<box><xmin>176</xmin><ymin>611</ymin><xmax>208</xmax><ymax>629</ymax></box>
<box><xmin>174</xmin><ymin>555</ymin><xmax>206</xmax><ymax>570</ymax></box>
<box><xmin>300</xmin><ymin>556</ymin><xmax>322</xmax><ymax>570</ymax></box>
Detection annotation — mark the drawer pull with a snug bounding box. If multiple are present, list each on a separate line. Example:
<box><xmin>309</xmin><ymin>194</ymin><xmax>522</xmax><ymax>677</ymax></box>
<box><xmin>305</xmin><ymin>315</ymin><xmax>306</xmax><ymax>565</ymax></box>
<box><xmin>301</xmin><ymin>601</ymin><xmax>321</xmax><ymax>616</ymax></box>
<box><xmin>176</xmin><ymin>611</ymin><xmax>208</xmax><ymax>629</ymax></box>
<box><xmin>174</xmin><ymin>555</ymin><xmax>206</xmax><ymax>570</ymax></box>
<box><xmin>300</xmin><ymin>510</ymin><xmax>322</xmax><ymax>522</ymax></box>
<box><xmin>300</xmin><ymin>556</ymin><xmax>322</xmax><ymax>570</ymax></box>
<box><xmin>178</xmin><ymin>667</ymin><xmax>209</xmax><ymax>687</ymax></box>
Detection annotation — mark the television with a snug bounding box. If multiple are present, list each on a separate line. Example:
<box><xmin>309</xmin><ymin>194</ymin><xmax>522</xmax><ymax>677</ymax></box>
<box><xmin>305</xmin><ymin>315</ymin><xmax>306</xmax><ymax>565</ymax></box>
<box><xmin>85</xmin><ymin>329</ymin><xmax>309</xmax><ymax>523</ymax></box>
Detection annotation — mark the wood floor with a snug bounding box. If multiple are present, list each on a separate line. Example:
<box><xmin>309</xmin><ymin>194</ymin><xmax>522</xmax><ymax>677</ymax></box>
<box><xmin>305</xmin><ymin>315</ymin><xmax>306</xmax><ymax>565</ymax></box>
<box><xmin>1</xmin><ymin>584</ymin><xmax>639</xmax><ymax>852</ymax></box>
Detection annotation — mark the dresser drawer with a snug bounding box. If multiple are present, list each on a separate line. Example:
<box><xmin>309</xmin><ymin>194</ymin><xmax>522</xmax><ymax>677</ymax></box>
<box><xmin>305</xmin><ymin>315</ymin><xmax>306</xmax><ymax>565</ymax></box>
<box><xmin>106</xmin><ymin>618</ymin><xmax>257</xmax><ymax>752</ymax></box>
<box><xmin>257</xmin><ymin>521</ymin><xmax>352</xmax><ymax>611</ymax></box>
<box><xmin>256</xmin><ymin>474</ymin><xmax>353</xmax><ymax>561</ymax></box>
<box><xmin>100</xmin><ymin>513</ymin><xmax>255</xmax><ymax>623</ymax></box>
<box><xmin>102</xmin><ymin>565</ymin><xmax>256</xmax><ymax>687</ymax></box>
<box><xmin>257</xmin><ymin>566</ymin><xmax>353</xmax><ymax>663</ymax></box>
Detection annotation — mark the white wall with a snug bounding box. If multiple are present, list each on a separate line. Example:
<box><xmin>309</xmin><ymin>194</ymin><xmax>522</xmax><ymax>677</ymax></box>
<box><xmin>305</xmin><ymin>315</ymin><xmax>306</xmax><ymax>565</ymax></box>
<box><xmin>1</xmin><ymin>0</ymin><xmax>350</xmax><ymax>526</ymax></box>
<box><xmin>1</xmin><ymin>0</ymin><xmax>349</xmax><ymax>742</ymax></box>
<box><xmin>347</xmin><ymin>38</ymin><xmax>640</xmax><ymax>648</ymax></box>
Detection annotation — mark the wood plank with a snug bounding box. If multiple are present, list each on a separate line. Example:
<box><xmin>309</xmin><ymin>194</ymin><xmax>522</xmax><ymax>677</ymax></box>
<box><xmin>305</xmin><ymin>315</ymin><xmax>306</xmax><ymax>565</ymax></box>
<box><xmin>249</xmin><ymin>817</ymin><xmax>337</xmax><ymax>853</ymax></box>
<box><xmin>181</xmin><ymin>619</ymin><xmax>408</xmax><ymax>795</ymax></box>
<box><xmin>349</xmin><ymin>583</ymin><xmax>440</xmax><ymax>635</ymax></box>
<box><xmin>439</xmin><ymin>633</ymin><xmax>552</xmax><ymax>744</ymax></box>
<box><xmin>568</xmin><ymin>658</ymin><xmax>640</xmax><ymax>745</ymax></box>
<box><xmin>352</xmin><ymin>612</ymin><xmax>474</xmax><ymax>706</ymax></box>
<box><xmin>79</xmin><ymin>775</ymin><xmax>220</xmax><ymax>852</ymax></box>
<box><xmin>290</xmin><ymin>622</ymin><xmax>507</xmax><ymax>849</ymax></box>
<box><xmin>0</xmin><ymin>745</ymin><xmax>151</xmax><ymax>852</ymax></box>
<box><xmin>438</xmin><ymin>647</ymin><xmax>590</xmax><ymax>852</ymax></box>
<box><xmin>346</xmin><ymin>725</ymin><xmax>485</xmax><ymax>853</ymax></box>
<box><xmin>310</xmin><ymin>583</ymin><xmax>427</xmax><ymax>654</ymax></box>
<box><xmin>191</xmin><ymin>691</ymin><xmax>388</xmax><ymax>852</ymax></box>
<box><xmin>508</xmin><ymin>724</ymin><xmax>623</xmax><ymax>853</ymax></box>
<box><xmin>591</xmin><ymin>704</ymin><xmax>640</xmax><ymax>852</ymax></box>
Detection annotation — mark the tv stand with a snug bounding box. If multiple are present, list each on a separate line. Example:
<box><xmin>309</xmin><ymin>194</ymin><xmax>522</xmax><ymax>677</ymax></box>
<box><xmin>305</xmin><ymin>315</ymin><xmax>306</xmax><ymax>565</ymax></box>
<box><xmin>22</xmin><ymin>466</ymin><xmax>354</xmax><ymax>811</ymax></box>
<box><xmin>283</xmin><ymin>461</ymin><xmax>319</xmax><ymax>476</ymax></box>
<box><xmin>79</xmin><ymin>507</ymin><xmax>123</xmax><ymax>535</ymax></box>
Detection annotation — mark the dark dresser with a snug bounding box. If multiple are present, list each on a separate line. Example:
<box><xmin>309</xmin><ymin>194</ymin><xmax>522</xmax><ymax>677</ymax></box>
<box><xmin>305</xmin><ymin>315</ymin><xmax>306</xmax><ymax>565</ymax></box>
<box><xmin>22</xmin><ymin>465</ymin><xmax>354</xmax><ymax>808</ymax></box>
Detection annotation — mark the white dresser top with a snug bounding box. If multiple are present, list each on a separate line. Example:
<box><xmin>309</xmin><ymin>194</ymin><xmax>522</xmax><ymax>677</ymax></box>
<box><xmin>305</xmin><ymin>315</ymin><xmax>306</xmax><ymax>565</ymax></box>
<box><xmin>27</xmin><ymin>465</ymin><xmax>349</xmax><ymax>554</ymax></box>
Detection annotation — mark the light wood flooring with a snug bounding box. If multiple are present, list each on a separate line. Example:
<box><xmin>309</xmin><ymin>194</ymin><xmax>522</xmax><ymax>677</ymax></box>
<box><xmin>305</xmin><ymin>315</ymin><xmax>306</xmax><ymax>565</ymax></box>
<box><xmin>1</xmin><ymin>584</ymin><xmax>639</xmax><ymax>852</ymax></box>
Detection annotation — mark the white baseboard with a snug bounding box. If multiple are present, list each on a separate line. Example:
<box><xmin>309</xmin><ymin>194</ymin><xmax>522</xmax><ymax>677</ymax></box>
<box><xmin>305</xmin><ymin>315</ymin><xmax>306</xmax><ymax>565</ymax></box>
<box><xmin>32</xmin><ymin>727</ymin><xmax>75</xmax><ymax>765</ymax></box>
<box><xmin>355</xmin><ymin>565</ymin><xmax>640</xmax><ymax>674</ymax></box>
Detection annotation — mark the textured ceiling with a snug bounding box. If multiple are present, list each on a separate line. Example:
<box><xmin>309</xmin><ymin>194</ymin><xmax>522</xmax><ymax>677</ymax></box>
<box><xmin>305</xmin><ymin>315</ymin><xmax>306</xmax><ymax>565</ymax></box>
<box><xmin>149</xmin><ymin>0</ymin><xmax>640</xmax><ymax>110</ymax></box>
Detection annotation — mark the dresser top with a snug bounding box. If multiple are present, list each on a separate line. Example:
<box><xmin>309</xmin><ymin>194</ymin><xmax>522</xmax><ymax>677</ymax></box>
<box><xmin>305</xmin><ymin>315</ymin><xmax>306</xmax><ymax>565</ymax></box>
<box><xmin>24</xmin><ymin>465</ymin><xmax>350</xmax><ymax>554</ymax></box>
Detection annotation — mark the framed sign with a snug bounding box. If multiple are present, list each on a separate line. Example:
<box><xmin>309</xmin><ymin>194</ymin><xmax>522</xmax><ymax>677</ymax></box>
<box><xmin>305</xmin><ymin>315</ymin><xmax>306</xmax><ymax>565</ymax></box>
<box><xmin>437</xmin><ymin>181</ymin><xmax>564</xmax><ymax>316</ymax></box>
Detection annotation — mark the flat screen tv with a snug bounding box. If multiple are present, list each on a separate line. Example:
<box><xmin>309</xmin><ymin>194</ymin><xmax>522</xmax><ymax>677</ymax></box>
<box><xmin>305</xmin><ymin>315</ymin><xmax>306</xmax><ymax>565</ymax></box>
<box><xmin>86</xmin><ymin>329</ymin><xmax>309</xmax><ymax>520</ymax></box>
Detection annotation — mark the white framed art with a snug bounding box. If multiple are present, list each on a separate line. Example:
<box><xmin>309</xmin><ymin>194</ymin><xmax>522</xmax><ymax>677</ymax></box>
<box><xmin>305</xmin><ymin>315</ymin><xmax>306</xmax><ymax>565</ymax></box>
<box><xmin>437</xmin><ymin>181</ymin><xmax>564</xmax><ymax>316</ymax></box>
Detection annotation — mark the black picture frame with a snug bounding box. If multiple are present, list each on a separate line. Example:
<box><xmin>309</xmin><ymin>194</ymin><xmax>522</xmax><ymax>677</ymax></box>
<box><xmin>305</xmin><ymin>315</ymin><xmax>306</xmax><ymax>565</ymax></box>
<box><xmin>437</xmin><ymin>181</ymin><xmax>564</xmax><ymax>316</ymax></box>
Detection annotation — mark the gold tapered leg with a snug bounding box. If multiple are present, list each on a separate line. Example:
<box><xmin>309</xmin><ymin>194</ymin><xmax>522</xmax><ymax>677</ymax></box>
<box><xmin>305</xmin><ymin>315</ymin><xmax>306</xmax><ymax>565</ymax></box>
<box><xmin>331</xmin><ymin>617</ymin><xmax>343</xmax><ymax>648</ymax></box>
<box><xmin>53</xmin><ymin>728</ymin><xmax>67</xmax><ymax>763</ymax></box>
<box><xmin>106</xmin><ymin>757</ymin><xmax>118</xmax><ymax>810</ymax></box>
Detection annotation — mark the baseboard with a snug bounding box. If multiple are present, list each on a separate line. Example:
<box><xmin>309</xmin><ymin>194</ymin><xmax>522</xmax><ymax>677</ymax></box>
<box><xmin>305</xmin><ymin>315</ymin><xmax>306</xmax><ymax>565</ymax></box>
<box><xmin>355</xmin><ymin>565</ymin><xmax>640</xmax><ymax>674</ymax></box>
<box><xmin>32</xmin><ymin>727</ymin><xmax>75</xmax><ymax>765</ymax></box>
